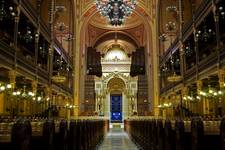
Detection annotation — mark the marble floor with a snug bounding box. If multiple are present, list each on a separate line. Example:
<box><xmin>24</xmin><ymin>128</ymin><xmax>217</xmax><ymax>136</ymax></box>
<box><xmin>97</xmin><ymin>128</ymin><xmax>140</xmax><ymax>150</ymax></box>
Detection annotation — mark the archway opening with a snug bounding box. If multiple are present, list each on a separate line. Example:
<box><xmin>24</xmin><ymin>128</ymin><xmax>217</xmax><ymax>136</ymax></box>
<box><xmin>78</xmin><ymin>2</ymin><xmax>155</xmax><ymax>117</ymax></box>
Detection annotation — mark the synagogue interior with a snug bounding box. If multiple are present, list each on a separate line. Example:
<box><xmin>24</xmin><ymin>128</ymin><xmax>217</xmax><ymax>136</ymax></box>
<box><xmin>0</xmin><ymin>0</ymin><xmax>225</xmax><ymax>149</ymax></box>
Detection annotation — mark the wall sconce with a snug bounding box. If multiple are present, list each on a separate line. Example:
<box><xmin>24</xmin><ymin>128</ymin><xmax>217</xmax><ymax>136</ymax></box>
<box><xmin>165</xmin><ymin>21</ymin><xmax>177</xmax><ymax>32</ymax></box>
<box><xmin>0</xmin><ymin>0</ymin><xmax>17</xmax><ymax>21</ymax></box>
<box><xmin>159</xmin><ymin>33</ymin><xmax>167</xmax><ymax>42</ymax></box>
<box><xmin>219</xmin><ymin>6</ymin><xmax>225</xmax><ymax>18</ymax></box>
<box><xmin>0</xmin><ymin>83</ymin><xmax>12</xmax><ymax>92</ymax></box>
<box><xmin>195</xmin><ymin>25</ymin><xmax>215</xmax><ymax>42</ymax></box>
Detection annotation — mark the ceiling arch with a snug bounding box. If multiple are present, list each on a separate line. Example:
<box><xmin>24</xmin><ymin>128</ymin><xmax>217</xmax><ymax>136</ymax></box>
<box><xmin>76</xmin><ymin>0</ymin><xmax>157</xmax><ymax>112</ymax></box>
<box><xmin>96</xmin><ymin>39</ymin><xmax>136</xmax><ymax>54</ymax></box>
<box><xmin>89</xmin><ymin>11</ymin><xmax>143</xmax><ymax>30</ymax></box>
<box><xmin>94</xmin><ymin>31</ymin><xmax>139</xmax><ymax>48</ymax></box>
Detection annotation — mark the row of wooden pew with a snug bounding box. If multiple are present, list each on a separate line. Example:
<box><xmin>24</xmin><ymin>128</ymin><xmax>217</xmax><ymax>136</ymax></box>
<box><xmin>125</xmin><ymin>117</ymin><xmax>224</xmax><ymax>150</ymax></box>
<box><xmin>0</xmin><ymin>118</ymin><xmax>109</xmax><ymax>150</ymax></box>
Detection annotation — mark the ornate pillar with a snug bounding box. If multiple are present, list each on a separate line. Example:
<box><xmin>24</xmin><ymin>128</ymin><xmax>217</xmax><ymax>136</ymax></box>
<box><xmin>99</xmin><ymin>95</ymin><xmax>103</xmax><ymax>115</ymax></box>
<box><xmin>95</xmin><ymin>95</ymin><xmax>99</xmax><ymax>114</ymax></box>
<box><xmin>181</xmin><ymin>86</ymin><xmax>189</xmax><ymax>108</ymax></box>
<box><xmin>219</xmin><ymin>70</ymin><xmax>225</xmax><ymax>89</ymax></box>
<box><xmin>31</xmin><ymin>81</ymin><xmax>37</xmax><ymax>115</ymax></box>
<box><xmin>57</xmin><ymin>95</ymin><xmax>63</xmax><ymax>117</ymax></box>
<box><xmin>213</xmin><ymin>3</ymin><xmax>221</xmax><ymax>69</ymax></box>
<box><xmin>197</xmin><ymin>80</ymin><xmax>204</xmax><ymax>115</ymax></box>
<box><xmin>44</xmin><ymin>86</ymin><xmax>52</xmax><ymax>118</ymax></box>
<box><xmin>133</xmin><ymin>94</ymin><xmax>138</xmax><ymax>113</ymax></box>
<box><xmin>7</xmin><ymin>70</ymin><xmax>17</xmax><ymax>116</ymax></box>
<box><xmin>128</xmin><ymin>95</ymin><xmax>132</xmax><ymax>116</ymax></box>
<box><xmin>127</xmin><ymin>95</ymin><xmax>131</xmax><ymax>116</ymax></box>
<box><xmin>8</xmin><ymin>70</ymin><xmax>16</xmax><ymax>89</ymax></box>
<box><xmin>72</xmin><ymin>0</ymin><xmax>81</xmax><ymax>117</ymax></box>
<box><xmin>218</xmin><ymin>69</ymin><xmax>225</xmax><ymax>116</ymax></box>
<box><xmin>196</xmin><ymin>80</ymin><xmax>202</xmax><ymax>95</ymax></box>
<box><xmin>13</xmin><ymin>5</ymin><xmax>21</xmax><ymax>69</ymax></box>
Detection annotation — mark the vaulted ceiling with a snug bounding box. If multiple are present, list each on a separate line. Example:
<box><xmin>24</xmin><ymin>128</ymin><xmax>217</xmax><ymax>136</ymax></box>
<box><xmin>82</xmin><ymin>0</ymin><xmax>156</xmax><ymax>54</ymax></box>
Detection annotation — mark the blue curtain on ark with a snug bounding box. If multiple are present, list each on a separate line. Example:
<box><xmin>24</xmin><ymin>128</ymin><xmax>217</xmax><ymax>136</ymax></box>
<box><xmin>110</xmin><ymin>95</ymin><xmax>122</xmax><ymax>122</ymax></box>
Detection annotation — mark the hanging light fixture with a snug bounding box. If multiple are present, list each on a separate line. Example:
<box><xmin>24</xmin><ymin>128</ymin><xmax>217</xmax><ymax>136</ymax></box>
<box><xmin>96</xmin><ymin>0</ymin><xmax>136</xmax><ymax>26</ymax></box>
<box><xmin>167</xmin><ymin>54</ymin><xmax>182</xmax><ymax>82</ymax></box>
<box><xmin>52</xmin><ymin>56</ymin><xmax>67</xmax><ymax>83</ymax></box>
<box><xmin>0</xmin><ymin>0</ymin><xmax>17</xmax><ymax>21</ymax></box>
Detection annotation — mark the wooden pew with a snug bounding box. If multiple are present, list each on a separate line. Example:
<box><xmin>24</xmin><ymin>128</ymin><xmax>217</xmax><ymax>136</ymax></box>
<box><xmin>220</xmin><ymin>117</ymin><xmax>225</xmax><ymax>150</ymax></box>
<box><xmin>0</xmin><ymin>119</ymin><xmax>31</xmax><ymax>150</ymax></box>
<box><xmin>157</xmin><ymin>119</ymin><xmax>165</xmax><ymax>150</ymax></box>
<box><xmin>164</xmin><ymin>120</ymin><xmax>176</xmax><ymax>150</ymax></box>
<box><xmin>0</xmin><ymin>118</ymin><xmax>108</xmax><ymax>150</ymax></box>
<box><xmin>175</xmin><ymin>120</ymin><xmax>191</xmax><ymax>150</ymax></box>
<box><xmin>54</xmin><ymin>120</ymin><xmax>68</xmax><ymax>150</ymax></box>
<box><xmin>125</xmin><ymin>117</ymin><xmax>222</xmax><ymax>150</ymax></box>
<box><xmin>30</xmin><ymin>120</ymin><xmax>55</xmax><ymax>150</ymax></box>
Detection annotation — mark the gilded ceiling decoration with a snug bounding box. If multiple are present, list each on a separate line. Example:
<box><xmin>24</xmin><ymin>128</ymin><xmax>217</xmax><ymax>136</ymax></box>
<box><xmin>87</xmin><ymin>24</ymin><xmax>144</xmax><ymax>50</ymax></box>
<box><xmin>81</xmin><ymin>0</ymin><xmax>155</xmax><ymax>22</ymax></box>
<box><xmin>89</xmin><ymin>12</ymin><xmax>143</xmax><ymax>30</ymax></box>
<box><xmin>95</xmin><ymin>0</ymin><xmax>137</xmax><ymax>26</ymax></box>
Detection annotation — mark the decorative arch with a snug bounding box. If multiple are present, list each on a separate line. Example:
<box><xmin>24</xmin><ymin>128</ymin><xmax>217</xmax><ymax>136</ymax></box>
<box><xmin>93</xmin><ymin>31</ymin><xmax>139</xmax><ymax>48</ymax></box>
<box><xmin>107</xmin><ymin>77</ymin><xmax>126</xmax><ymax>91</ymax></box>
<box><xmin>75</xmin><ymin>1</ymin><xmax>159</xmax><ymax>115</ymax></box>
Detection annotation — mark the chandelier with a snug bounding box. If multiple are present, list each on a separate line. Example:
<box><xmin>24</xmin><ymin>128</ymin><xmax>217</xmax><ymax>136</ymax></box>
<box><xmin>96</xmin><ymin>0</ymin><xmax>136</xmax><ymax>26</ymax></box>
<box><xmin>167</xmin><ymin>72</ymin><xmax>182</xmax><ymax>82</ymax></box>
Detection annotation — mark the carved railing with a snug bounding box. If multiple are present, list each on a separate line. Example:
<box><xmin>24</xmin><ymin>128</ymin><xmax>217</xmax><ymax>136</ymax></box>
<box><xmin>193</xmin><ymin>0</ymin><xmax>212</xmax><ymax>26</ymax></box>
<box><xmin>161</xmin><ymin>0</ymin><xmax>213</xmax><ymax>65</ymax></box>
<box><xmin>54</xmin><ymin>38</ymin><xmax>73</xmax><ymax>65</ymax></box>
<box><xmin>21</xmin><ymin>0</ymin><xmax>38</xmax><ymax>23</ymax></box>
<box><xmin>0</xmin><ymin>41</ymin><xmax>15</xmax><ymax>67</ymax></box>
<box><xmin>160</xmin><ymin>37</ymin><xmax>179</xmax><ymax>65</ymax></box>
<box><xmin>159</xmin><ymin>0</ymin><xmax>224</xmax><ymax>94</ymax></box>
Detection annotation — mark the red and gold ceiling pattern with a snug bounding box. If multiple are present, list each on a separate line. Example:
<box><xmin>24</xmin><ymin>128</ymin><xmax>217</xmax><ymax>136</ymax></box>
<box><xmin>78</xmin><ymin>0</ymin><xmax>157</xmax><ymax>53</ymax></box>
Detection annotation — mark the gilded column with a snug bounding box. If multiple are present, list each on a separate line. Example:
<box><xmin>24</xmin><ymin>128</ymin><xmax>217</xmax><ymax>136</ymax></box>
<box><xmin>134</xmin><ymin>94</ymin><xmax>138</xmax><ymax>113</ymax></box>
<box><xmin>7</xmin><ymin>70</ymin><xmax>17</xmax><ymax>116</ymax></box>
<box><xmin>128</xmin><ymin>95</ymin><xmax>132</xmax><ymax>116</ymax></box>
<box><xmin>219</xmin><ymin>70</ymin><xmax>225</xmax><ymax>89</ymax></box>
<box><xmin>95</xmin><ymin>95</ymin><xmax>99</xmax><ymax>114</ymax></box>
<box><xmin>197</xmin><ymin>80</ymin><xmax>204</xmax><ymax>115</ymax></box>
<box><xmin>218</xmin><ymin>69</ymin><xmax>225</xmax><ymax>116</ymax></box>
<box><xmin>44</xmin><ymin>86</ymin><xmax>52</xmax><ymax>118</ymax></box>
<box><xmin>99</xmin><ymin>95</ymin><xmax>103</xmax><ymax>115</ymax></box>
<box><xmin>13</xmin><ymin>4</ymin><xmax>21</xmax><ymax>69</ymax></box>
<box><xmin>8</xmin><ymin>70</ymin><xmax>16</xmax><ymax>89</ymax></box>
<box><xmin>72</xmin><ymin>0</ymin><xmax>81</xmax><ymax>117</ymax></box>
<box><xmin>32</xmin><ymin>81</ymin><xmax>38</xmax><ymax>115</ymax></box>
<box><xmin>181</xmin><ymin>86</ymin><xmax>189</xmax><ymax>109</ymax></box>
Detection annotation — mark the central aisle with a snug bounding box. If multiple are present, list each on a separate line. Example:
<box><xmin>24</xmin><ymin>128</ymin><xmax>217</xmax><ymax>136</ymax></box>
<box><xmin>97</xmin><ymin>128</ymin><xmax>139</xmax><ymax>150</ymax></box>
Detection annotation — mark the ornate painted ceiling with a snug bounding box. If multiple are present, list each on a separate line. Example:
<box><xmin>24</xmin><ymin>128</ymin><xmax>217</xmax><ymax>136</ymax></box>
<box><xmin>89</xmin><ymin>12</ymin><xmax>143</xmax><ymax>30</ymax></box>
<box><xmin>80</xmin><ymin>0</ymin><xmax>155</xmax><ymax>21</ymax></box>
<box><xmin>78</xmin><ymin>0</ymin><xmax>156</xmax><ymax>54</ymax></box>
<box><xmin>87</xmin><ymin>24</ymin><xmax>145</xmax><ymax>50</ymax></box>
